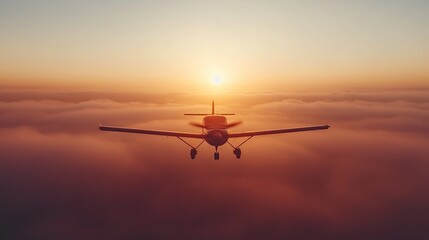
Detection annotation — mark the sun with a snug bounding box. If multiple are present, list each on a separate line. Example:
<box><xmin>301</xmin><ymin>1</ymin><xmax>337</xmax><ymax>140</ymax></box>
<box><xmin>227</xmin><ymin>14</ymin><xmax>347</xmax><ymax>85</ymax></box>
<box><xmin>211</xmin><ymin>74</ymin><xmax>223</xmax><ymax>85</ymax></box>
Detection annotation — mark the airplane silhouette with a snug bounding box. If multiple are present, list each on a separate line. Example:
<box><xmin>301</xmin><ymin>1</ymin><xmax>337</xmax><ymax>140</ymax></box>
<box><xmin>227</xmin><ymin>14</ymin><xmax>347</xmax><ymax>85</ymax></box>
<box><xmin>99</xmin><ymin>101</ymin><xmax>330</xmax><ymax>160</ymax></box>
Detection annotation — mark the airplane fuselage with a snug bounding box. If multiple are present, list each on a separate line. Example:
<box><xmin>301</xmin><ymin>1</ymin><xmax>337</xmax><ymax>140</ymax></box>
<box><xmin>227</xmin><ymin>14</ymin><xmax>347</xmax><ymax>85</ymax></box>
<box><xmin>204</xmin><ymin>129</ymin><xmax>228</xmax><ymax>147</ymax></box>
<box><xmin>201</xmin><ymin>115</ymin><xmax>230</xmax><ymax>147</ymax></box>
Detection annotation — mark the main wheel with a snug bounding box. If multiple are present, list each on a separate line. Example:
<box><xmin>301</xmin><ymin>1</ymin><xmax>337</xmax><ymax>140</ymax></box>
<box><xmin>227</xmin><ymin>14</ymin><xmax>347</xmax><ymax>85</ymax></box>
<box><xmin>214</xmin><ymin>152</ymin><xmax>219</xmax><ymax>160</ymax></box>
<box><xmin>233</xmin><ymin>148</ymin><xmax>241</xmax><ymax>159</ymax></box>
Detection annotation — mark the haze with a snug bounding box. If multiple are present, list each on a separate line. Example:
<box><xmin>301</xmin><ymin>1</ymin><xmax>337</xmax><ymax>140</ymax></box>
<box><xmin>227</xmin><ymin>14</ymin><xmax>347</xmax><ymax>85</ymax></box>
<box><xmin>1</xmin><ymin>0</ymin><xmax>429</xmax><ymax>239</ymax></box>
<box><xmin>1</xmin><ymin>0</ymin><xmax>428</xmax><ymax>91</ymax></box>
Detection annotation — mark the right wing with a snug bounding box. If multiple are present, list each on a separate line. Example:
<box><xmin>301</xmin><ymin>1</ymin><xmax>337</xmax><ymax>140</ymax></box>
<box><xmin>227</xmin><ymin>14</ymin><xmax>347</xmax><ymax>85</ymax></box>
<box><xmin>99</xmin><ymin>125</ymin><xmax>205</xmax><ymax>139</ymax></box>
<box><xmin>228</xmin><ymin>125</ymin><xmax>330</xmax><ymax>138</ymax></box>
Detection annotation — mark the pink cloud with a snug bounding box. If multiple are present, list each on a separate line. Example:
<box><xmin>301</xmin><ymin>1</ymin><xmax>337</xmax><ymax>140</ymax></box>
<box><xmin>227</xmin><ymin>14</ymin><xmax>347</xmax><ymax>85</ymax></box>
<box><xmin>1</xmin><ymin>89</ymin><xmax>429</xmax><ymax>239</ymax></box>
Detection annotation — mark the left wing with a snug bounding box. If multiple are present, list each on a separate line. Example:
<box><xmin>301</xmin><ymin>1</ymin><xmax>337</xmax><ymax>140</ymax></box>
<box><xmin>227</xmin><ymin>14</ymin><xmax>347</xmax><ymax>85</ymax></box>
<box><xmin>228</xmin><ymin>125</ymin><xmax>330</xmax><ymax>138</ymax></box>
<box><xmin>99</xmin><ymin>125</ymin><xmax>205</xmax><ymax>139</ymax></box>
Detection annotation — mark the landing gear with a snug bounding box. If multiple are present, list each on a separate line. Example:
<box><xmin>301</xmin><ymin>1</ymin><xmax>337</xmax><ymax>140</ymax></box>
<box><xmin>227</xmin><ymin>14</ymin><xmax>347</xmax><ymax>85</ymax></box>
<box><xmin>177</xmin><ymin>137</ymin><xmax>205</xmax><ymax>160</ymax></box>
<box><xmin>214</xmin><ymin>146</ymin><xmax>220</xmax><ymax>160</ymax></box>
<box><xmin>233</xmin><ymin>148</ymin><xmax>241</xmax><ymax>159</ymax></box>
<box><xmin>227</xmin><ymin>136</ymin><xmax>253</xmax><ymax>159</ymax></box>
<box><xmin>190</xmin><ymin>148</ymin><xmax>197</xmax><ymax>159</ymax></box>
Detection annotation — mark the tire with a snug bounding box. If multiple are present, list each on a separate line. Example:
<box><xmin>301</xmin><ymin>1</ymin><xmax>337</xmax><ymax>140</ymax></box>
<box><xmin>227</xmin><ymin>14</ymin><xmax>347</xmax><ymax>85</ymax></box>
<box><xmin>190</xmin><ymin>149</ymin><xmax>197</xmax><ymax>159</ymax></box>
<box><xmin>234</xmin><ymin>148</ymin><xmax>241</xmax><ymax>159</ymax></box>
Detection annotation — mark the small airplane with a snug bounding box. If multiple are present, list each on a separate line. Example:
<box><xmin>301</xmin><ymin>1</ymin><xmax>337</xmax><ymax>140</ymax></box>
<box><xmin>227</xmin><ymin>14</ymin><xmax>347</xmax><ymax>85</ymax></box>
<box><xmin>99</xmin><ymin>101</ymin><xmax>330</xmax><ymax>160</ymax></box>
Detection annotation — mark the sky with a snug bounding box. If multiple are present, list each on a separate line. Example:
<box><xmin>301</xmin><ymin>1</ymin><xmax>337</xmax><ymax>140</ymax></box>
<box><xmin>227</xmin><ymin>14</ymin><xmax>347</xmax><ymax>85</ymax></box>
<box><xmin>1</xmin><ymin>0</ymin><xmax>428</xmax><ymax>91</ymax></box>
<box><xmin>1</xmin><ymin>1</ymin><xmax>429</xmax><ymax>239</ymax></box>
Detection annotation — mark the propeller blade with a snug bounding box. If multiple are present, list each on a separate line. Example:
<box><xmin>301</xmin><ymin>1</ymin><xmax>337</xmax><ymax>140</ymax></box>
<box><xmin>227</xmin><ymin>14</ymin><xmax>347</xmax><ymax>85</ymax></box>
<box><xmin>225</xmin><ymin>121</ymin><xmax>242</xmax><ymax>128</ymax></box>
<box><xmin>189</xmin><ymin>122</ymin><xmax>205</xmax><ymax>128</ymax></box>
<box><xmin>189</xmin><ymin>121</ymin><xmax>242</xmax><ymax>129</ymax></box>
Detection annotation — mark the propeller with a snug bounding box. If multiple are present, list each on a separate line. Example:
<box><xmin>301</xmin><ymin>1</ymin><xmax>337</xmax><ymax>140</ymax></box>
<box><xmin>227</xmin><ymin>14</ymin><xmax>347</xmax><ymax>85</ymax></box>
<box><xmin>188</xmin><ymin>122</ymin><xmax>205</xmax><ymax>128</ymax></box>
<box><xmin>188</xmin><ymin>121</ymin><xmax>242</xmax><ymax>129</ymax></box>
<box><xmin>225</xmin><ymin>121</ymin><xmax>242</xmax><ymax>128</ymax></box>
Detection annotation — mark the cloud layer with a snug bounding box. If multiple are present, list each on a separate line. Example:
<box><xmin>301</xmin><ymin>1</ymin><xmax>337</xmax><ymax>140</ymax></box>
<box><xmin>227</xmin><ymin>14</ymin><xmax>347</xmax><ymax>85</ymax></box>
<box><xmin>1</xmin><ymin>89</ymin><xmax>429</xmax><ymax>239</ymax></box>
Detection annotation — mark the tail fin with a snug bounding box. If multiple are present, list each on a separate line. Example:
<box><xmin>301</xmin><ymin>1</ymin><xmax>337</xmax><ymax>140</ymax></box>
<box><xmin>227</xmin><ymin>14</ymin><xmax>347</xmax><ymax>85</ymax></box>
<box><xmin>184</xmin><ymin>101</ymin><xmax>235</xmax><ymax>116</ymax></box>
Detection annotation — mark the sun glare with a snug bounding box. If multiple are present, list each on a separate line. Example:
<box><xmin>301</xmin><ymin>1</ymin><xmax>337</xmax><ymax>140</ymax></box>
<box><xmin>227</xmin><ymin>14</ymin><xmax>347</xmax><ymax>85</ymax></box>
<box><xmin>211</xmin><ymin>74</ymin><xmax>223</xmax><ymax>85</ymax></box>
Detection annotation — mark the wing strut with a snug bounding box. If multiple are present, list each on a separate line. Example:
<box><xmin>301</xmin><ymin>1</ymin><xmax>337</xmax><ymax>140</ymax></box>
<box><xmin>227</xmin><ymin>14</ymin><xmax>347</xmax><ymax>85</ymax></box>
<box><xmin>227</xmin><ymin>136</ymin><xmax>253</xmax><ymax>150</ymax></box>
<box><xmin>177</xmin><ymin>136</ymin><xmax>205</xmax><ymax>149</ymax></box>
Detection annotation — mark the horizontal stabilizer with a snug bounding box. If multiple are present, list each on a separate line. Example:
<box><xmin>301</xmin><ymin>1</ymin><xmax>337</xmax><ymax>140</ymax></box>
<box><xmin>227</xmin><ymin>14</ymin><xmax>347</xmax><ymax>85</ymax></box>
<box><xmin>184</xmin><ymin>101</ymin><xmax>235</xmax><ymax>115</ymax></box>
<box><xmin>184</xmin><ymin>113</ymin><xmax>235</xmax><ymax>116</ymax></box>
<box><xmin>184</xmin><ymin>113</ymin><xmax>211</xmax><ymax>116</ymax></box>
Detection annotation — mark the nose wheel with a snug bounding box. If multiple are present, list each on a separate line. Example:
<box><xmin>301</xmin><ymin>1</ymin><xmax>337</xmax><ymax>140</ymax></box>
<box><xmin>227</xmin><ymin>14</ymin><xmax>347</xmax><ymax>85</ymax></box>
<box><xmin>214</xmin><ymin>146</ymin><xmax>220</xmax><ymax>160</ymax></box>
<box><xmin>190</xmin><ymin>148</ymin><xmax>197</xmax><ymax>159</ymax></box>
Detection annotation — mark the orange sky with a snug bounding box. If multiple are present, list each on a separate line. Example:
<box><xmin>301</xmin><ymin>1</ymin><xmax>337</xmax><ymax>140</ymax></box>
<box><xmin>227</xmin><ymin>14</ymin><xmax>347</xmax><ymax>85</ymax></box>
<box><xmin>1</xmin><ymin>1</ymin><xmax>428</xmax><ymax>92</ymax></box>
<box><xmin>1</xmin><ymin>1</ymin><xmax>429</xmax><ymax>238</ymax></box>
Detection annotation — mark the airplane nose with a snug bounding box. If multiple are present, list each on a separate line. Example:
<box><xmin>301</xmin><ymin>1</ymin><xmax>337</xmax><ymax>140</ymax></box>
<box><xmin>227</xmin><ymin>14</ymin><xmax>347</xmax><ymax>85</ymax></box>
<box><xmin>206</xmin><ymin>130</ymin><xmax>228</xmax><ymax>147</ymax></box>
